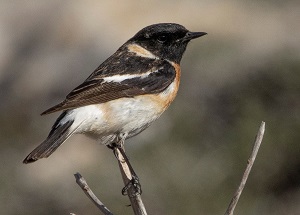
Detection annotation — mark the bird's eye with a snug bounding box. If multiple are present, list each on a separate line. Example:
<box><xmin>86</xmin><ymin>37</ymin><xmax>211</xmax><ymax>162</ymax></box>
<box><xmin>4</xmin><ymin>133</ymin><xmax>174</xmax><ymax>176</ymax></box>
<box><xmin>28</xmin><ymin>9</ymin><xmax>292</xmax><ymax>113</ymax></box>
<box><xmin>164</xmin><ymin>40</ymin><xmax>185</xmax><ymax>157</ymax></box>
<box><xmin>157</xmin><ymin>35</ymin><xmax>168</xmax><ymax>43</ymax></box>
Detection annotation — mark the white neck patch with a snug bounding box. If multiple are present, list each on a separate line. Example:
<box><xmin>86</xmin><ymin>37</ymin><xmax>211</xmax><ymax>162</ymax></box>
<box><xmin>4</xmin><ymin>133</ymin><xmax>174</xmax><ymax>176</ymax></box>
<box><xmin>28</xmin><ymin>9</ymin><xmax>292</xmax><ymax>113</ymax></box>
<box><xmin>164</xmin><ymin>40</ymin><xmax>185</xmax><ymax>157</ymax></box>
<box><xmin>127</xmin><ymin>43</ymin><xmax>158</xmax><ymax>59</ymax></box>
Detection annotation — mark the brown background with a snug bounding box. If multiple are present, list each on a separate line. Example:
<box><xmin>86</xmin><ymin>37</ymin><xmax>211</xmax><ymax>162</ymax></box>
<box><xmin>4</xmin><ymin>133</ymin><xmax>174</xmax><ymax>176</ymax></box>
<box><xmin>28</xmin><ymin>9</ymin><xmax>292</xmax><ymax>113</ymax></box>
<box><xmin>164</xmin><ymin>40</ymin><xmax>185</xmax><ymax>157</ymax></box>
<box><xmin>1</xmin><ymin>1</ymin><xmax>300</xmax><ymax>214</ymax></box>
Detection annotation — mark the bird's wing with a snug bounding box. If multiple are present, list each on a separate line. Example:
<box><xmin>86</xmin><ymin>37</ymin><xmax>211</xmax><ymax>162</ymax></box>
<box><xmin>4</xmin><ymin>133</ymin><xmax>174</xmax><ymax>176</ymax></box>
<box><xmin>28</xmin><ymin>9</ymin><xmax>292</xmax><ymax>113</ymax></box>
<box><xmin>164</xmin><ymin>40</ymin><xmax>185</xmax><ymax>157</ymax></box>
<box><xmin>41</xmin><ymin>60</ymin><xmax>176</xmax><ymax>115</ymax></box>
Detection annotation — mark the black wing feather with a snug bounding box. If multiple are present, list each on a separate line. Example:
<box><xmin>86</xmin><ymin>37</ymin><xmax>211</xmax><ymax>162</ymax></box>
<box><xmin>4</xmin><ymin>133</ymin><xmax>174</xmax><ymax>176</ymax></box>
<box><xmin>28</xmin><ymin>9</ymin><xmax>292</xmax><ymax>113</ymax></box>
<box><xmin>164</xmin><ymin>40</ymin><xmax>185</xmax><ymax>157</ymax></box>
<box><xmin>42</xmin><ymin>57</ymin><xmax>175</xmax><ymax>115</ymax></box>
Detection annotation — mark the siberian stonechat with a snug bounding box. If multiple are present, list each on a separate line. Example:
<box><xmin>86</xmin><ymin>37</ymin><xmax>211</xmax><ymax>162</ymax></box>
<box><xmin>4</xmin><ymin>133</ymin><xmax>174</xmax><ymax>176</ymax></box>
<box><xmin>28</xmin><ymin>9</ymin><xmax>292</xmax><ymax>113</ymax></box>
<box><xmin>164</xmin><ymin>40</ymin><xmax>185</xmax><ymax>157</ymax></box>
<box><xmin>23</xmin><ymin>23</ymin><xmax>206</xmax><ymax>163</ymax></box>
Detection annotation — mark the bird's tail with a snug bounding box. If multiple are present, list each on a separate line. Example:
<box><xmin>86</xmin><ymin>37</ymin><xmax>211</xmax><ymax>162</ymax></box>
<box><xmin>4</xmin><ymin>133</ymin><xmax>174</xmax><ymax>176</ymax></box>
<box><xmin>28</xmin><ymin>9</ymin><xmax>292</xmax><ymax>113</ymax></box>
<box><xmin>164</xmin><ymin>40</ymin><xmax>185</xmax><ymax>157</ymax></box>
<box><xmin>23</xmin><ymin>113</ymin><xmax>76</xmax><ymax>164</ymax></box>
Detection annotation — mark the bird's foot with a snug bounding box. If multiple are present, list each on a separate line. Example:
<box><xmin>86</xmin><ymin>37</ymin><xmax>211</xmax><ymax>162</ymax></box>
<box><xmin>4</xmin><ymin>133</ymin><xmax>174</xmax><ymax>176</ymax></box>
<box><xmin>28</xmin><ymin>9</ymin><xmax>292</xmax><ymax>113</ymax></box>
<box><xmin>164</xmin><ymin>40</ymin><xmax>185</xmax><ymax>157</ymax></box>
<box><xmin>122</xmin><ymin>174</ymin><xmax>142</xmax><ymax>197</ymax></box>
<box><xmin>107</xmin><ymin>143</ymin><xmax>126</xmax><ymax>163</ymax></box>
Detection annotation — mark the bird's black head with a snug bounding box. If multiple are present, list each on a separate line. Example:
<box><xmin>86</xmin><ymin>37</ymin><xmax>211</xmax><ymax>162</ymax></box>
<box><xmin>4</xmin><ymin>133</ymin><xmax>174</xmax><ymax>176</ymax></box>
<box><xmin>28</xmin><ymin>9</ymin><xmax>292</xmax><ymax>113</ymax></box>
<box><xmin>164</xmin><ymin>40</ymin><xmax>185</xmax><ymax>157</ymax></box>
<box><xmin>127</xmin><ymin>23</ymin><xmax>206</xmax><ymax>63</ymax></box>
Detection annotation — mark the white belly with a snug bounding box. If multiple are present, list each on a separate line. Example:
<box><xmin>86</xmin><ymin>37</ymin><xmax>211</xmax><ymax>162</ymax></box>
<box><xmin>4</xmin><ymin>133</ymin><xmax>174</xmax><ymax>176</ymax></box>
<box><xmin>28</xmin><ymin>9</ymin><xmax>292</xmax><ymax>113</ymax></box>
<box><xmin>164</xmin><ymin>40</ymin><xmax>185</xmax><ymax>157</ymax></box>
<box><xmin>62</xmin><ymin>95</ymin><xmax>166</xmax><ymax>144</ymax></box>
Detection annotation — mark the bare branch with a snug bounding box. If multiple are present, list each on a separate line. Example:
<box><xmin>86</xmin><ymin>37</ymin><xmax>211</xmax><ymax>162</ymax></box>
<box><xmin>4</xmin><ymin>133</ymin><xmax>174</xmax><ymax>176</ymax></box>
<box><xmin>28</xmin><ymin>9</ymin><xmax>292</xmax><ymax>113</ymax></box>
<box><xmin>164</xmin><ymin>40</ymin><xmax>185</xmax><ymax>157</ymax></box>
<box><xmin>114</xmin><ymin>147</ymin><xmax>148</xmax><ymax>215</ymax></box>
<box><xmin>224</xmin><ymin>121</ymin><xmax>265</xmax><ymax>215</ymax></box>
<box><xmin>74</xmin><ymin>173</ymin><xmax>114</xmax><ymax>215</ymax></box>
<box><xmin>74</xmin><ymin>146</ymin><xmax>147</xmax><ymax>215</ymax></box>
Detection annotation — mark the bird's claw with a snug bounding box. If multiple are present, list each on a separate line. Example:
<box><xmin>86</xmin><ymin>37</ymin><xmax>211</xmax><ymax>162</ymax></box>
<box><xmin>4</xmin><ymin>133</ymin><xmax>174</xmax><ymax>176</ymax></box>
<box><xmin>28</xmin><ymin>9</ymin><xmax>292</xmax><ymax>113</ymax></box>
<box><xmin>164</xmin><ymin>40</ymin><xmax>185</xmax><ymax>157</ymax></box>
<box><xmin>121</xmin><ymin>175</ymin><xmax>142</xmax><ymax>197</ymax></box>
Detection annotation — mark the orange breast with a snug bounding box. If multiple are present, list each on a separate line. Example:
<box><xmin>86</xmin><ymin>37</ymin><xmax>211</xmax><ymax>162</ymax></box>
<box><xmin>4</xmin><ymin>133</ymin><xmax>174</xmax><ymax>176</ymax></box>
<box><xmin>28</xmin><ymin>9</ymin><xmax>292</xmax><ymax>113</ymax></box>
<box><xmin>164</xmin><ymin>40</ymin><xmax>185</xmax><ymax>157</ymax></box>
<box><xmin>142</xmin><ymin>61</ymin><xmax>181</xmax><ymax>113</ymax></box>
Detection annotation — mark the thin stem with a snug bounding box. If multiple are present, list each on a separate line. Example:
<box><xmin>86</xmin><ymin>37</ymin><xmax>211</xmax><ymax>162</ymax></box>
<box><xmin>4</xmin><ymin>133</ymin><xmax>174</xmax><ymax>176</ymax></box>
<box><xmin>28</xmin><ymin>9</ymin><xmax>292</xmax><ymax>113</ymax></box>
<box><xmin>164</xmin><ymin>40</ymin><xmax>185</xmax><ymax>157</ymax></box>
<box><xmin>224</xmin><ymin>121</ymin><xmax>265</xmax><ymax>215</ymax></box>
<box><xmin>74</xmin><ymin>173</ymin><xmax>114</xmax><ymax>215</ymax></box>
<box><xmin>113</xmin><ymin>147</ymin><xmax>148</xmax><ymax>215</ymax></box>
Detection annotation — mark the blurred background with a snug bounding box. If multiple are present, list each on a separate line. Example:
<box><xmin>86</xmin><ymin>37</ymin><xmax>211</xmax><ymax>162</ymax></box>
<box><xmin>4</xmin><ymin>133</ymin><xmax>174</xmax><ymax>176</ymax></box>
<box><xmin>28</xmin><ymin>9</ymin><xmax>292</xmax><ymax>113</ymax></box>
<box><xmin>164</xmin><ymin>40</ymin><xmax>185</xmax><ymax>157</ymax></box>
<box><xmin>1</xmin><ymin>1</ymin><xmax>300</xmax><ymax>214</ymax></box>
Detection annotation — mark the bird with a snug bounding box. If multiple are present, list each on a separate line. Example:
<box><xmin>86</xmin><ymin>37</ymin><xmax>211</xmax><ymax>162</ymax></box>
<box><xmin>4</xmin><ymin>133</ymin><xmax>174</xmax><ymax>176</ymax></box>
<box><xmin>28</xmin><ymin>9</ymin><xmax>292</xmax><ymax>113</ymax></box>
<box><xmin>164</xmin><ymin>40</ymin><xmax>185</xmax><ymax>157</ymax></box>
<box><xmin>23</xmin><ymin>23</ymin><xmax>206</xmax><ymax>164</ymax></box>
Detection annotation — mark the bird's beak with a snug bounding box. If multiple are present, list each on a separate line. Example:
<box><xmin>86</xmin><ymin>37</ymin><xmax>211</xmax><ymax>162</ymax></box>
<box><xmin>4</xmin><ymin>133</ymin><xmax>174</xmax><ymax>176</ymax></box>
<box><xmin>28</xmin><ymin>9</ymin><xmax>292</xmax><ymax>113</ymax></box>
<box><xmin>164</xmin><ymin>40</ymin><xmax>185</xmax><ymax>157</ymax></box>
<box><xmin>182</xmin><ymin>31</ymin><xmax>207</xmax><ymax>42</ymax></box>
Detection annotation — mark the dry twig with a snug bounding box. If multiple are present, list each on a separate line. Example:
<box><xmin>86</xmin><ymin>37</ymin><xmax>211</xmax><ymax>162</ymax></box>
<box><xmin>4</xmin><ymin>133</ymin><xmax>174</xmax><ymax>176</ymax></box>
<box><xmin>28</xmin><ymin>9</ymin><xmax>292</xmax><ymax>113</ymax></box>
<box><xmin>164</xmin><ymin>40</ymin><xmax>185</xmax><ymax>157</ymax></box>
<box><xmin>224</xmin><ymin>121</ymin><xmax>265</xmax><ymax>215</ymax></box>
<box><xmin>74</xmin><ymin>146</ymin><xmax>147</xmax><ymax>215</ymax></box>
<box><xmin>74</xmin><ymin>173</ymin><xmax>113</xmax><ymax>215</ymax></box>
<box><xmin>114</xmin><ymin>147</ymin><xmax>148</xmax><ymax>215</ymax></box>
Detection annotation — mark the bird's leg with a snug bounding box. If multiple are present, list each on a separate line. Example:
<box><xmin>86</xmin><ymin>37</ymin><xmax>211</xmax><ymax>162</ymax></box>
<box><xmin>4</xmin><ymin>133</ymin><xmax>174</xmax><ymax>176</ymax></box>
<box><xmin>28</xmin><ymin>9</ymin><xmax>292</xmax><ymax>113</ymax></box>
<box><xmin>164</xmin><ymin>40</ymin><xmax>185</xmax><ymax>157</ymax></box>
<box><xmin>107</xmin><ymin>134</ymin><xmax>142</xmax><ymax>196</ymax></box>
<box><xmin>117</xmin><ymin>147</ymin><xmax>142</xmax><ymax>196</ymax></box>
<box><xmin>107</xmin><ymin>133</ymin><xmax>126</xmax><ymax>162</ymax></box>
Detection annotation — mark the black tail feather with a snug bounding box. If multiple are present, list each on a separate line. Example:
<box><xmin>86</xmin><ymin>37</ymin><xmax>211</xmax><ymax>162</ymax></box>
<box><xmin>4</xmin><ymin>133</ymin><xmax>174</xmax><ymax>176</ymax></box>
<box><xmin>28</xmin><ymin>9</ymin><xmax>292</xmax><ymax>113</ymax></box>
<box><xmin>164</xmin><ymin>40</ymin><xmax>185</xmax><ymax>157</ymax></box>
<box><xmin>23</xmin><ymin>120</ymin><xmax>74</xmax><ymax>164</ymax></box>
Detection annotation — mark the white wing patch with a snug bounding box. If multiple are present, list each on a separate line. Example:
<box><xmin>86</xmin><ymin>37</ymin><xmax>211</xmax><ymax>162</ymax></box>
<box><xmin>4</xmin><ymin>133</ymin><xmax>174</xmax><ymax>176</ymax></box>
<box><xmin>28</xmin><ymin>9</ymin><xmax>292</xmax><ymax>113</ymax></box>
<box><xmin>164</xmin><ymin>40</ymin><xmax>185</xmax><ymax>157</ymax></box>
<box><xmin>102</xmin><ymin>68</ymin><xmax>161</xmax><ymax>83</ymax></box>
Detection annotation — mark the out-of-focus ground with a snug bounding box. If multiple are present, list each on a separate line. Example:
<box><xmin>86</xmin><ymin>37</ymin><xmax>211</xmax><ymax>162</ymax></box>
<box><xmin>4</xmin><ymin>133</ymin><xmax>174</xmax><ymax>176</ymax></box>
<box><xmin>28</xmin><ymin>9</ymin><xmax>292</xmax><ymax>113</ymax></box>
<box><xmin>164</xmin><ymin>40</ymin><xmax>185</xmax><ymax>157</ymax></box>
<box><xmin>1</xmin><ymin>1</ymin><xmax>300</xmax><ymax>214</ymax></box>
